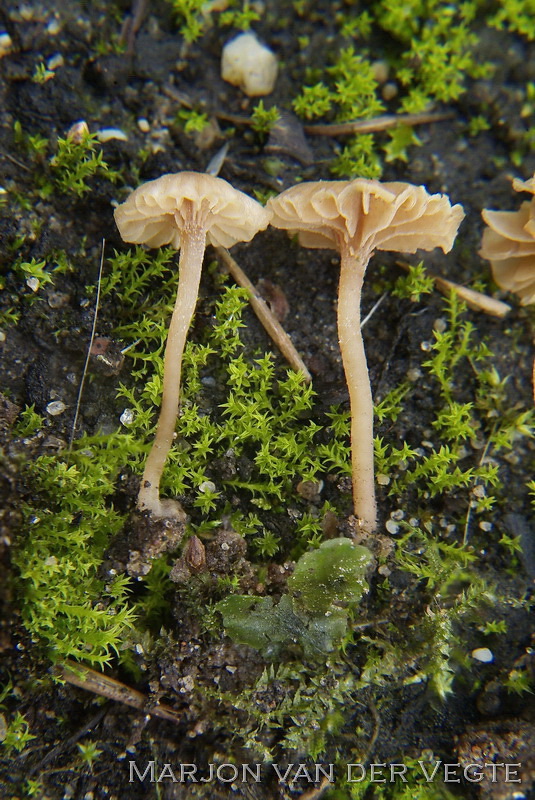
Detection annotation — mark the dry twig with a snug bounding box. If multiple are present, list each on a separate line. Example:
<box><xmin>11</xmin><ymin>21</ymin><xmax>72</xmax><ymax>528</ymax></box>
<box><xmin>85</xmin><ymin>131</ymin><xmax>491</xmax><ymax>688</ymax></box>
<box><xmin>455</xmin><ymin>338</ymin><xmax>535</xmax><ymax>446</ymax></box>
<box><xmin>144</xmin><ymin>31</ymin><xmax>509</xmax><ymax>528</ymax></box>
<box><xmin>215</xmin><ymin>246</ymin><xmax>312</xmax><ymax>382</ymax></box>
<box><xmin>59</xmin><ymin>660</ymin><xmax>182</xmax><ymax>724</ymax></box>
<box><xmin>303</xmin><ymin>111</ymin><xmax>454</xmax><ymax>137</ymax></box>
<box><xmin>396</xmin><ymin>260</ymin><xmax>511</xmax><ymax>318</ymax></box>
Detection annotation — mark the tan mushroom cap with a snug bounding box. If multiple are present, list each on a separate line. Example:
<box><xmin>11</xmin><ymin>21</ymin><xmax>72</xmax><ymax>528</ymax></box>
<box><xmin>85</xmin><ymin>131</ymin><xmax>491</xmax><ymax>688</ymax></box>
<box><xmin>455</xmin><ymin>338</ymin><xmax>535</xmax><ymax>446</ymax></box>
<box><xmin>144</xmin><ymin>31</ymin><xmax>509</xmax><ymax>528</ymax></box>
<box><xmin>479</xmin><ymin>175</ymin><xmax>535</xmax><ymax>305</ymax></box>
<box><xmin>267</xmin><ymin>179</ymin><xmax>464</xmax><ymax>259</ymax></box>
<box><xmin>114</xmin><ymin>171</ymin><xmax>271</xmax><ymax>249</ymax></box>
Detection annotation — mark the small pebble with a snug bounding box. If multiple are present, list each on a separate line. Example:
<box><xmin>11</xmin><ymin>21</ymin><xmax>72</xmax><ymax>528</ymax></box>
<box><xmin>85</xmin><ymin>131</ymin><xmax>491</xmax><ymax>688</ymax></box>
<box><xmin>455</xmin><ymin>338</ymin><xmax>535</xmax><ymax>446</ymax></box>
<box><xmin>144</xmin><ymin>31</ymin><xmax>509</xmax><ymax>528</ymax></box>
<box><xmin>472</xmin><ymin>647</ymin><xmax>493</xmax><ymax>663</ymax></box>
<box><xmin>391</xmin><ymin>509</ymin><xmax>405</xmax><ymax>521</ymax></box>
<box><xmin>407</xmin><ymin>368</ymin><xmax>422</xmax><ymax>382</ymax></box>
<box><xmin>433</xmin><ymin>317</ymin><xmax>447</xmax><ymax>333</ymax></box>
<box><xmin>46</xmin><ymin>18</ymin><xmax>61</xmax><ymax>35</ymax></box>
<box><xmin>46</xmin><ymin>400</ymin><xmax>66</xmax><ymax>416</ymax></box>
<box><xmin>137</xmin><ymin>118</ymin><xmax>150</xmax><ymax>133</ymax></box>
<box><xmin>420</xmin><ymin>340</ymin><xmax>432</xmax><ymax>352</ymax></box>
<box><xmin>199</xmin><ymin>480</ymin><xmax>216</xmax><ymax>493</ymax></box>
<box><xmin>0</xmin><ymin>32</ymin><xmax>13</xmax><ymax>58</ymax></box>
<box><xmin>47</xmin><ymin>53</ymin><xmax>64</xmax><ymax>71</ymax></box>
<box><xmin>120</xmin><ymin>408</ymin><xmax>135</xmax><ymax>426</ymax></box>
<box><xmin>479</xmin><ymin>521</ymin><xmax>493</xmax><ymax>532</ymax></box>
<box><xmin>385</xmin><ymin>519</ymin><xmax>400</xmax><ymax>535</ymax></box>
<box><xmin>376</xmin><ymin>473</ymin><xmax>390</xmax><ymax>486</ymax></box>
<box><xmin>48</xmin><ymin>291</ymin><xmax>70</xmax><ymax>309</ymax></box>
<box><xmin>26</xmin><ymin>277</ymin><xmax>40</xmax><ymax>292</ymax></box>
<box><xmin>371</xmin><ymin>60</ymin><xmax>389</xmax><ymax>84</ymax></box>
<box><xmin>96</xmin><ymin>127</ymin><xmax>128</xmax><ymax>143</ymax></box>
<box><xmin>67</xmin><ymin>120</ymin><xmax>89</xmax><ymax>142</ymax></box>
<box><xmin>382</xmin><ymin>82</ymin><xmax>398</xmax><ymax>101</ymax></box>
<box><xmin>221</xmin><ymin>32</ymin><xmax>278</xmax><ymax>96</ymax></box>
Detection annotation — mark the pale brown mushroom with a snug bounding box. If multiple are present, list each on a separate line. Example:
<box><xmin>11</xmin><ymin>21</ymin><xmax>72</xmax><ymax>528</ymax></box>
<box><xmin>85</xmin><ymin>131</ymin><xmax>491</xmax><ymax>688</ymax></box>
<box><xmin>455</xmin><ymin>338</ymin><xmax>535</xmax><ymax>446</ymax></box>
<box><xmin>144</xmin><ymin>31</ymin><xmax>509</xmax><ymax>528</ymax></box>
<box><xmin>114</xmin><ymin>172</ymin><xmax>271</xmax><ymax>518</ymax></box>
<box><xmin>267</xmin><ymin>179</ymin><xmax>464</xmax><ymax>532</ymax></box>
<box><xmin>479</xmin><ymin>175</ymin><xmax>535</xmax><ymax>305</ymax></box>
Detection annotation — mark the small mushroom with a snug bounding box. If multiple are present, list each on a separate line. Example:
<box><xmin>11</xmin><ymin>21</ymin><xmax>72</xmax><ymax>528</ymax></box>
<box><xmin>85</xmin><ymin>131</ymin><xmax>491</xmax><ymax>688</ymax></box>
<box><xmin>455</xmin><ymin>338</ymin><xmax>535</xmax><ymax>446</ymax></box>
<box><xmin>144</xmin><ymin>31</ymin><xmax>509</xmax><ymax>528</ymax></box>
<box><xmin>268</xmin><ymin>179</ymin><xmax>464</xmax><ymax>532</ymax></box>
<box><xmin>479</xmin><ymin>175</ymin><xmax>535</xmax><ymax>304</ymax></box>
<box><xmin>114</xmin><ymin>172</ymin><xmax>271</xmax><ymax>519</ymax></box>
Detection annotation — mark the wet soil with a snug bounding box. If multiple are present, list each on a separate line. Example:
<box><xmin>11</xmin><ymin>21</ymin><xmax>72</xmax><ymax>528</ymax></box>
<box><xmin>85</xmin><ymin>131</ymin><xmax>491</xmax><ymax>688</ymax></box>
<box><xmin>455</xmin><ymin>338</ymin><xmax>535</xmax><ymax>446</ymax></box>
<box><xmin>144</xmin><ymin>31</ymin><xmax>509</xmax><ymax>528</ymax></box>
<box><xmin>1</xmin><ymin>2</ymin><xmax>535</xmax><ymax>799</ymax></box>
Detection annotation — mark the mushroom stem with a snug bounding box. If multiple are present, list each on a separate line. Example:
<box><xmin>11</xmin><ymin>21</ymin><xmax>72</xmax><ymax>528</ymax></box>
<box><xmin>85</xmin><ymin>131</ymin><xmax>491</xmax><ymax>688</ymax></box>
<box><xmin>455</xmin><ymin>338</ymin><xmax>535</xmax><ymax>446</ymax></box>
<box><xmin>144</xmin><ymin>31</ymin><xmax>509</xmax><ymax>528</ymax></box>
<box><xmin>137</xmin><ymin>220</ymin><xmax>206</xmax><ymax>517</ymax></box>
<box><xmin>337</xmin><ymin>247</ymin><xmax>377</xmax><ymax>532</ymax></box>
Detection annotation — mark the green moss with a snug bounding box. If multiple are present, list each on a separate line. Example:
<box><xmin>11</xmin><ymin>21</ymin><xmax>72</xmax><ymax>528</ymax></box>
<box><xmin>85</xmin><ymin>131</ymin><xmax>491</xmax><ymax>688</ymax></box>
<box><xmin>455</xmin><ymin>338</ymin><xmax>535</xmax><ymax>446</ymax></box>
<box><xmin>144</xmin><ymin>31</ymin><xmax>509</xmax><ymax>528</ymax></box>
<box><xmin>217</xmin><ymin>539</ymin><xmax>373</xmax><ymax>657</ymax></box>
<box><xmin>165</xmin><ymin>0</ymin><xmax>261</xmax><ymax>42</ymax></box>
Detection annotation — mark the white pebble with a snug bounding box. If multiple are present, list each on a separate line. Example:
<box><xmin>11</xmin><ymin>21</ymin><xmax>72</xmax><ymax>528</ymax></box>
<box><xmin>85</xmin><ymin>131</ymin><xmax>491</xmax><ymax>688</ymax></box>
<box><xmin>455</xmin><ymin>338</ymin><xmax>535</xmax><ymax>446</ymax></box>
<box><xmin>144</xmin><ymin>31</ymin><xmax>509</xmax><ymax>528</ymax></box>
<box><xmin>221</xmin><ymin>32</ymin><xmax>278</xmax><ymax>96</ymax></box>
<box><xmin>47</xmin><ymin>53</ymin><xmax>64</xmax><ymax>71</ymax></box>
<box><xmin>96</xmin><ymin>127</ymin><xmax>128</xmax><ymax>143</ymax></box>
<box><xmin>385</xmin><ymin>519</ymin><xmax>400</xmax><ymax>535</ymax></box>
<box><xmin>479</xmin><ymin>521</ymin><xmax>493</xmax><ymax>532</ymax></box>
<box><xmin>46</xmin><ymin>401</ymin><xmax>66</xmax><ymax>416</ymax></box>
<box><xmin>0</xmin><ymin>33</ymin><xmax>13</xmax><ymax>59</ymax></box>
<box><xmin>472</xmin><ymin>647</ymin><xmax>493</xmax><ymax>663</ymax></box>
<box><xmin>26</xmin><ymin>276</ymin><xmax>40</xmax><ymax>292</ymax></box>
<box><xmin>199</xmin><ymin>480</ymin><xmax>216</xmax><ymax>493</ymax></box>
<box><xmin>376</xmin><ymin>473</ymin><xmax>390</xmax><ymax>486</ymax></box>
<box><xmin>120</xmin><ymin>408</ymin><xmax>135</xmax><ymax>426</ymax></box>
<box><xmin>137</xmin><ymin>118</ymin><xmax>150</xmax><ymax>133</ymax></box>
<box><xmin>67</xmin><ymin>120</ymin><xmax>89</xmax><ymax>142</ymax></box>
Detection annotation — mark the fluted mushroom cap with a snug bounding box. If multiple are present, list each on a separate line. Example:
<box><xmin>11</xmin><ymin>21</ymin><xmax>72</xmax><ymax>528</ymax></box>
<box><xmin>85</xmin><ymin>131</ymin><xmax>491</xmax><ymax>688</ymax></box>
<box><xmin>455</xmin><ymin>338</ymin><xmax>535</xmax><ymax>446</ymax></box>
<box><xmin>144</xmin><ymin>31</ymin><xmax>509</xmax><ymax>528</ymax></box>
<box><xmin>480</xmin><ymin>176</ymin><xmax>535</xmax><ymax>305</ymax></box>
<box><xmin>267</xmin><ymin>179</ymin><xmax>464</xmax><ymax>260</ymax></box>
<box><xmin>114</xmin><ymin>172</ymin><xmax>271</xmax><ymax>249</ymax></box>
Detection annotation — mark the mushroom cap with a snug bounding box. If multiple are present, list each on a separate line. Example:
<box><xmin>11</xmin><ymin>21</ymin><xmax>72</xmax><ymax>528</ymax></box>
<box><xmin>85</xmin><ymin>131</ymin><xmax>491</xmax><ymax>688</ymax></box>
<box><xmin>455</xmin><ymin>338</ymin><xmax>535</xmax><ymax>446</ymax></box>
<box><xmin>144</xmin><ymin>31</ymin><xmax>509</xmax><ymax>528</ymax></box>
<box><xmin>267</xmin><ymin>179</ymin><xmax>464</xmax><ymax>260</ymax></box>
<box><xmin>479</xmin><ymin>176</ymin><xmax>535</xmax><ymax>305</ymax></box>
<box><xmin>114</xmin><ymin>172</ymin><xmax>271</xmax><ymax>249</ymax></box>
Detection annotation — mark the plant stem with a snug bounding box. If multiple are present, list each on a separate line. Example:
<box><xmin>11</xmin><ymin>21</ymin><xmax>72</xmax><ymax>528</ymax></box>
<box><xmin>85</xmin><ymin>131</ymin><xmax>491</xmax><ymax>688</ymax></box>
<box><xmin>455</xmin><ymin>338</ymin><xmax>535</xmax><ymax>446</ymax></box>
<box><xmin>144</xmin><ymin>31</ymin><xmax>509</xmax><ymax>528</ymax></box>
<box><xmin>137</xmin><ymin>210</ymin><xmax>206</xmax><ymax>517</ymax></box>
<box><xmin>337</xmin><ymin>246</ymin><xmax>377</xmax><ymax>532</ymax></box>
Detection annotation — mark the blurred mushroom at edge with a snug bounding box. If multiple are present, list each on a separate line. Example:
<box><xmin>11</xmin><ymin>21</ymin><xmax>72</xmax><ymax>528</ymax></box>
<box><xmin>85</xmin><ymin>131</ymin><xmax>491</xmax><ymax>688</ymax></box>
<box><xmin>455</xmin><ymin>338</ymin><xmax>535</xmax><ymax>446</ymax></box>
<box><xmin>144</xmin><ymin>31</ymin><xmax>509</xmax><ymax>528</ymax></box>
<box><xmin>268</xmin><ymin>179</ymin><xmax>464</xmax><ymax>533</ymax></box>
<box><xmin>479</xmin><ymin>174</ymin><xmax>535</xmax><ymax>304</ymax></box>
<box><xmin>114</xmin><ymin>172</ymin><xmax>271</xmax><ymax>519</ymax></box>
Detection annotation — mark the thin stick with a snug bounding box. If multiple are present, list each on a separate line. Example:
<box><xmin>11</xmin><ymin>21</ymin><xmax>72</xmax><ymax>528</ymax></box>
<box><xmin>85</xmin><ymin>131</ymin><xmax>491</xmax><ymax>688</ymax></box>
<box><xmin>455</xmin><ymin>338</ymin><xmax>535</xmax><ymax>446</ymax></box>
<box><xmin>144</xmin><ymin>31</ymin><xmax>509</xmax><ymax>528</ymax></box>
<box><xmin>361</xmin><ymin>292</ymin><xmax>387</xmax><ymax>329</ymax></box>
<box><xmin>68</xmin><ymin>239</ymin><xmax>105</xmax><ymax>452</ymax></box>
<box><xmin>59</xmin><ymin>660</ymin><xmax>182</xmax><ymax>724</ymax></box>
<box><xmin>161</xmin><ymin>89</ymin><xmax>453</xmax><ymax>140</ymax></box>
<box><xmin>215</xmin><ymin>246</ymin><xmax>312</xmax><ymax>383</ymax></box>
<box><xmin>304</xmin><ymin>111</ymin><xmax>454</xmax><ymax>137</ymax></box>
<box><xmin>396</xmin><ymin>260</ymin><xmax>511</xmax><ymax>318</ymax></box>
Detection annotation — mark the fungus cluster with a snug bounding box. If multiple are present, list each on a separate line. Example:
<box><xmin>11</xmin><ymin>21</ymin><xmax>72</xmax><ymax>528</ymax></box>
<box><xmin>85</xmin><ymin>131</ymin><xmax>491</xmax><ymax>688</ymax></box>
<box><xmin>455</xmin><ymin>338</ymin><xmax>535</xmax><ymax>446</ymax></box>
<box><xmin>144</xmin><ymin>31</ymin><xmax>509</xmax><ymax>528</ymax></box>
<box><xmin>479</xmin><ymin>175</ymin><xmax>535</xmax><ymax>305</ymax></box>
<box><xmin>115</xmin><ymin>172</ymin><xmax>463</xmax><ymax>532</ymax></box>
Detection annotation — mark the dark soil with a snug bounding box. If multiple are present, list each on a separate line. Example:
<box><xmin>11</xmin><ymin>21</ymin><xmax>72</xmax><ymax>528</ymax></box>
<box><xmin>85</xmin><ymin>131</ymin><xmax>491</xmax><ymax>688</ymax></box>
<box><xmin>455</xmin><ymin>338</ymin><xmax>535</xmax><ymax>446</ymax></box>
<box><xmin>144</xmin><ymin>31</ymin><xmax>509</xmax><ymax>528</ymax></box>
<box><xmin>1</xmin><ymin>2</ymin><xmax>535</xmax><ymax>800</ymax></box>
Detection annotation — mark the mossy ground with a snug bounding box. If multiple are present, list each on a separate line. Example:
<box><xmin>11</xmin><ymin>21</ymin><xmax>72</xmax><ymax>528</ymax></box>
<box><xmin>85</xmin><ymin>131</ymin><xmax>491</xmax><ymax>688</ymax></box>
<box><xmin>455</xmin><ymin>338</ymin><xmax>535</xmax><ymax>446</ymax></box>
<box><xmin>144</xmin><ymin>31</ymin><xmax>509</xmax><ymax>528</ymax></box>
<box><xmin>1</xmin><ymin>1</ymin><xmax>535</xmax><ymax>799</ymax></box>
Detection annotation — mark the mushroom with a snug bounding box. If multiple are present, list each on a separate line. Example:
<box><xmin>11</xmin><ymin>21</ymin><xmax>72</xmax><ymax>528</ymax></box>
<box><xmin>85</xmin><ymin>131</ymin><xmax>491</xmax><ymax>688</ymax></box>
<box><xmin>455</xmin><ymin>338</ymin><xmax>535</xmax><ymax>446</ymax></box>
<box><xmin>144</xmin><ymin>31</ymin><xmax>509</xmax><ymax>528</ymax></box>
<box><xmin>114</xmin><ymin>172</ymin><xmax>271</xmax><ymax>518</ymax></box>
<box><xmin>479</xmin><ymin>175</ymin><xmax>535</xmax><ymax>304</ymax></box>
<box><xmin>267</xmin><ymin>179</ymin><xmax>464</xmax><ymax>532</ymax></box>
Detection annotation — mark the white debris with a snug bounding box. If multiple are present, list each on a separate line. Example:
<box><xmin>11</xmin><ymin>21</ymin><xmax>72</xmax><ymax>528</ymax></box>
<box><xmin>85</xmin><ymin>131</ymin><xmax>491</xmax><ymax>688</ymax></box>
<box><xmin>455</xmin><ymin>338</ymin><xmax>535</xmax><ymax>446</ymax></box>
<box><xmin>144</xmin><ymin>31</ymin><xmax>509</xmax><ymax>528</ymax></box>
<box><xmin>96</xmin><ymin>127</ymin><xmax>128</xmax><ymax>143</ymax></box>
<box><xmin>46</xmin><ymin>401</ymin><xmax>66</xmax><ymax>416</ymax></box>
<box><xmin>67</xmin><ymin>120</ymin><xmax>89</xmax><ymax>142</ymax></box>
<box><xmin>0</xmin><ymin>33</ymin><xmax>13</xmax><ymax>59</ymax></box>
<box><xmin>137</xmin><ymin>118</ymin><xmax>150</xmax><ymax>133</ymax></box>
<box><xmin>385</xmin><ymin>519</ymin><xmax>400</xmax><ymax>535</ymax></box>
<box><xmin>221</xmin><ymin>32</ymin><xmax>278</xmax><ymax>96</ymax></box>
<box><xmin>120</xmin><ymin>408</ymin><xmax>135</xmax><ymax>426</ymax></box>
<box><xmin>472</xmin><ymin>647</ymin><xmax>493</xmax><ymax>663</ymax></box>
